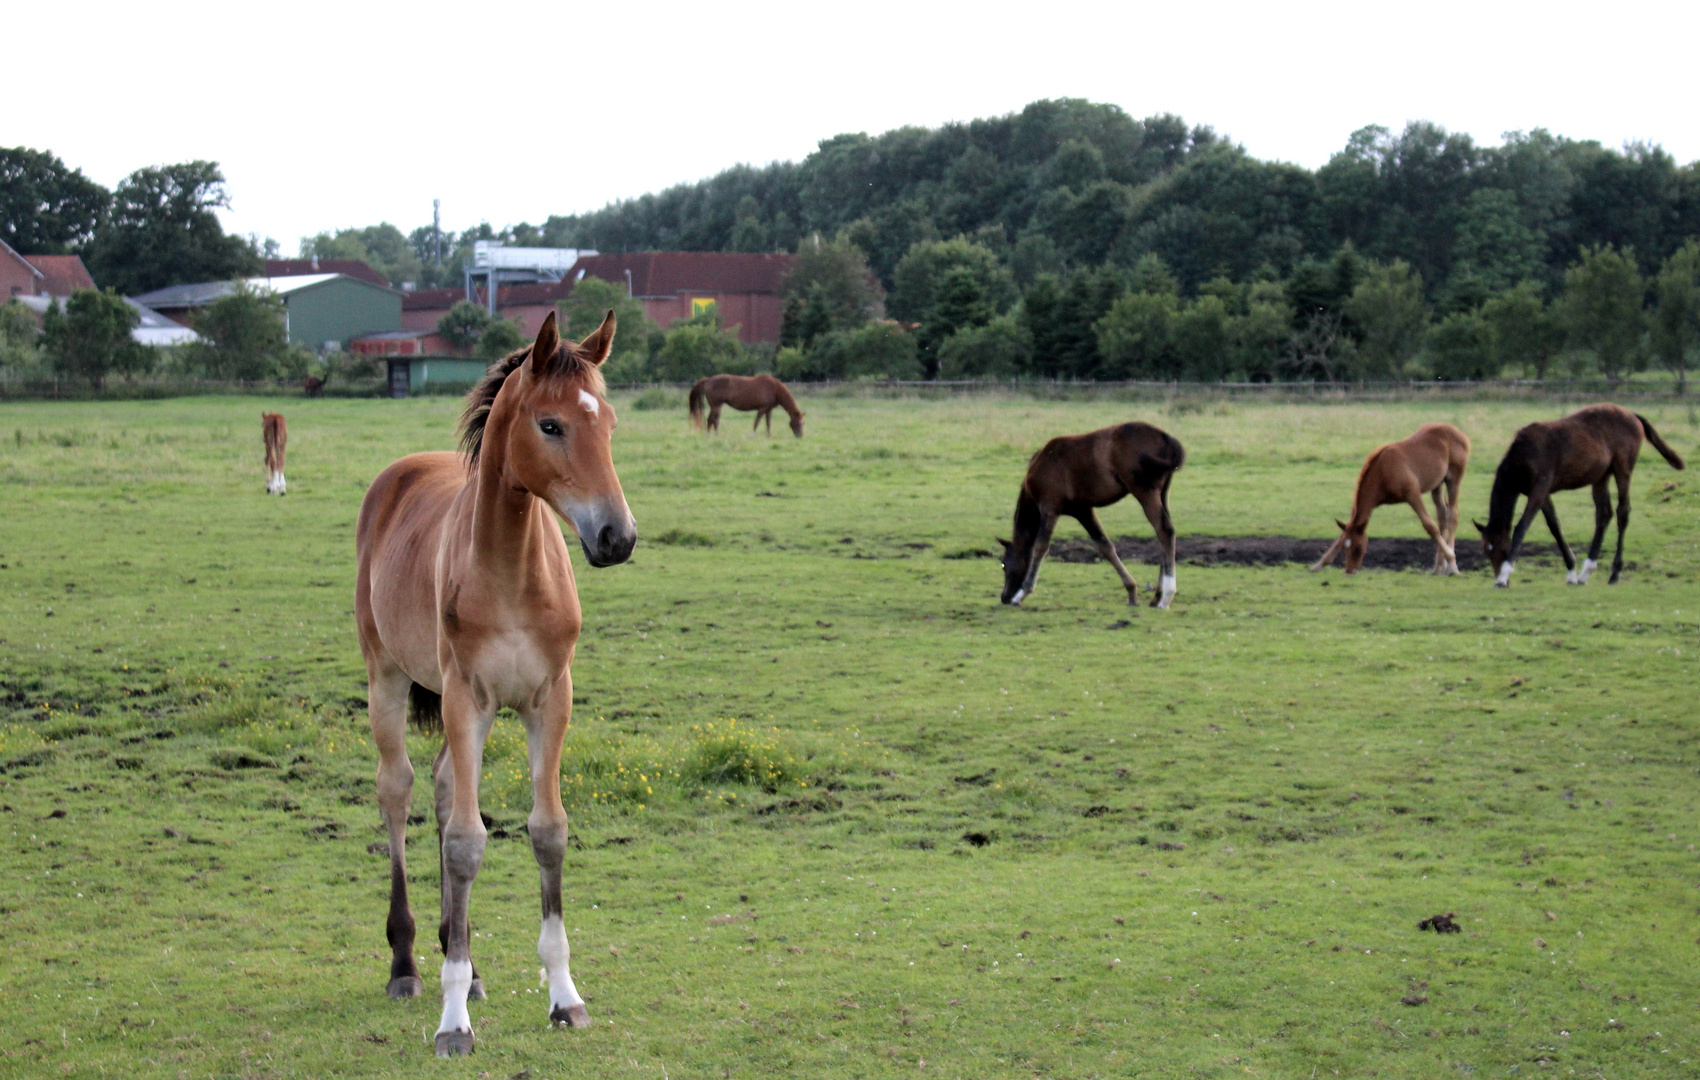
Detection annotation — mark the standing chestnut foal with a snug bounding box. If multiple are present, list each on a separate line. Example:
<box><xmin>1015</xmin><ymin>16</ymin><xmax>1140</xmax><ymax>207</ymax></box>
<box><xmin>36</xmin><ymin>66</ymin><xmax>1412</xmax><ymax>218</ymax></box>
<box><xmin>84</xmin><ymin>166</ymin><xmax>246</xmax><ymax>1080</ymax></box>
<box><xmin>1310</xmin><ymin>423</ymin><xmax>1470</xmax><ymax>575</ymax></box>
<box><xmin>999</xmin><ymin>422</ymin><xmax>1185</xmax><ymax>609</ymax></box>
<box><xmin>1477</xmin><ymin>403</ymin><xmax>1684</xmax><ymax>587</ymax></box>
<box><xmin>261</xmin><ymin>412</ymin><xmax>287</xmax><ymax>494</ymax></box>
<box><xmin>355</xmin><ymin>312</ymin><xmax>636</xmax><ymax>1056</ymax></box>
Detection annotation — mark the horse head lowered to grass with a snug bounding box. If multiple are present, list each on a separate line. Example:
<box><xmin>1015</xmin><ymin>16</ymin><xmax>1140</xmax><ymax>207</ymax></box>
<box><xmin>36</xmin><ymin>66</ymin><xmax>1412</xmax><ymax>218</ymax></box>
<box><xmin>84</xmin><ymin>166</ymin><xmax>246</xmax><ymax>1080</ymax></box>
<box><xmin>354</xmin><ymin>311</ymin><xmax>635</xmax><ymax>1056</ymax></box>
<box><xmin>1475</xmin><ymin>403</ymin><xmax>1683</xmax><ymax>587</ymax></box>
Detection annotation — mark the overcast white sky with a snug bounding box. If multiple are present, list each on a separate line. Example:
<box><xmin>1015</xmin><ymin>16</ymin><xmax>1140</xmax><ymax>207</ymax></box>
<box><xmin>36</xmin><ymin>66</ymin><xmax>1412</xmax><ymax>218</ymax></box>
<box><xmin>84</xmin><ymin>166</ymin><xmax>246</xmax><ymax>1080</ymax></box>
<box><xmin>9</xmin><ymin>1</ymin><xmax>1697</xmax><ymax>251</ymax></box>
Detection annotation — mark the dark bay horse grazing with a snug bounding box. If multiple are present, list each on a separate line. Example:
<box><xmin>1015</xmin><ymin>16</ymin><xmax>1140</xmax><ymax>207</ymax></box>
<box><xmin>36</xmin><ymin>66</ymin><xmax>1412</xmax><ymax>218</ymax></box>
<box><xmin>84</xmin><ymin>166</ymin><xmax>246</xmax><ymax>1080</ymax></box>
<box><xmin>1311</xmin><ymin>422</ymin><xmax>1470</xmax><ymax>575</ymax></box>
<box><xmin>355</xmin><ymin>312</ymin><xmax>636</xmax><ymax>1055</ymax></box>
<box><xmin>689</xmin><ymin>373</ymin><xmax>804</xmax><ymax>436</ymax></box>
<box><xmin>1476</xmin><ymin>403</ymin><xmax>1684</xmax><ymax>587</ymax></box>
<box><xmin>303</xmin><ymin>375</ymin><xmax>324</xmax><ymax>397</ymax></box>
<box><xmin>999</xmin><ymin>422</ymin><xmax>1185</xmax><ymax>609</ymax></box>
<box><xmin>261</xmin><ymin>412</ymin><xmax>287</xmax><ymax>494</ymax></box>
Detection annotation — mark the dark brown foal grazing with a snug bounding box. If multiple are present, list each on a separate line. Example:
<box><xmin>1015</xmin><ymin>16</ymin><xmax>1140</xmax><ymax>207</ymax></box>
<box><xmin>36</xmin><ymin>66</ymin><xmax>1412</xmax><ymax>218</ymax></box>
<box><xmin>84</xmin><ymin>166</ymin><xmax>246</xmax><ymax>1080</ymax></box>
<box><xmin>1476</xmin><ymin>403</ymin><xmax>1684</xmax><ymax>587</ymax></box>
<box><xmin>261</xmin><ymin>412</ymin><xmax>286</xmax><ymax>494</ymax></box>
<box><xmin>999</xmin><ymin>422</ymin><xmax>1185</xmax><ymax>609</ymax></box>
<box><xmin>356</xmin><ymin>312</ymin><xmax>635</xmax><ymax>1055</ymax></box>
<box><xmin>1311</xmin><ymin>423</ymin><xmax>1470</xmax><ymax>575</ymax></box>
<box><xmin>689</xmin><ymin>373</ymin><xmax>804</xmax><ymax>436</ymax></box>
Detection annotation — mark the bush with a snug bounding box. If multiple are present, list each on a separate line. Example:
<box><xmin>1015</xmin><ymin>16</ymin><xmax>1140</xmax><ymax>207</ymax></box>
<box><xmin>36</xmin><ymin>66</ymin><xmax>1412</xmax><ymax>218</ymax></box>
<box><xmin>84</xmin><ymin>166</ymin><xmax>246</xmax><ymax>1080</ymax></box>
<box><xmin>475</xmin><ymin>316</ymin><xmax>526</xmax><ymax>360</ymax></box>
<box><xmin>653</xmin><ymin>317</ymin><xmax>750</xmax><ymax>381</ymax></box>
<box><xmin>41</xmin><ymin>289</ymin><xmax>149</xmax><ymax>388</ymax></box>
<box><xmin>1427</xmin><ymin>312</ymin><xmax>1496</xmax><ymax>381</ymax></box>
<box><xmin>804</xmin><ymin>322</ymin><xmax>921</xmax><ymax>380</ymax></box>
<box><xmin>187</xmin><ymin>285</ymin><xmax>288</xmax><ymax>380</ymax></box>
<box><xmin>938</xmin><ymin>314</ymin><xmax>1031</xmax><ymax>378</ymax></box>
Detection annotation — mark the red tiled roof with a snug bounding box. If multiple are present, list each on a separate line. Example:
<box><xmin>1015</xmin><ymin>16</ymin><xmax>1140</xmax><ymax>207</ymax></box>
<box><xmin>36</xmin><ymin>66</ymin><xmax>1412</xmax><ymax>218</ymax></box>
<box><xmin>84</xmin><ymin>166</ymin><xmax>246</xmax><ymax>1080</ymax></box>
<box><xmin>27</xmin><ymin>255</ymin><xmax>96</xmax><ymax>295</ymax></box>
<box><xmin>402</xmin><ymin>281</ymin><xmax>575</xmax><ymax>313</ymax></box>
<box><xmin>264</xmin><ymin>259</ymin><xmax>390</xmax><ymax>287</ymax></box>
<box><xmin>570</xmin><ymin>252</ymin><xmax>793</xmax><ymax>297</ymax></box>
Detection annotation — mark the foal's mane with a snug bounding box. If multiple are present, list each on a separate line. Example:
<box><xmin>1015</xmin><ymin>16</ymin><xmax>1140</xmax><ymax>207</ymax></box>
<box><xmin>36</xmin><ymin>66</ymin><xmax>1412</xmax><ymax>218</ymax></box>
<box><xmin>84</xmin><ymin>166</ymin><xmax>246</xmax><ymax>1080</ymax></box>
<box><xmin>458</xmin><ymin>341</ymin><xmax>607</xmax><ymax>464</ymax></box>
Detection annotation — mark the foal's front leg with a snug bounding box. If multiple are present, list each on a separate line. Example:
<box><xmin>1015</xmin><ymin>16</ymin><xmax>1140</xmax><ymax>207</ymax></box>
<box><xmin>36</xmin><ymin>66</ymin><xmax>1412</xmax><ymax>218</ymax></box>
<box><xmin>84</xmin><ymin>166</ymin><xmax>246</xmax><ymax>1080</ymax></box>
<box><xmin>1078</xmin><ymin>508</ymin><xmax>1137</xmax><ymax>605</ymax></box>
<box><xmin>523</xmin><ymin>684</ymin><xmax>591</xmax><ymax>1029</ymax></box>
<box><xmin>433</xmin><ymin>682</ymin><xmax>493</xmax><ymax>1057</ymax></box>
<box><xmin>1019</xmin><ymin>512</ymin><xmax>1057</xmax><ymax>598</ymax></box>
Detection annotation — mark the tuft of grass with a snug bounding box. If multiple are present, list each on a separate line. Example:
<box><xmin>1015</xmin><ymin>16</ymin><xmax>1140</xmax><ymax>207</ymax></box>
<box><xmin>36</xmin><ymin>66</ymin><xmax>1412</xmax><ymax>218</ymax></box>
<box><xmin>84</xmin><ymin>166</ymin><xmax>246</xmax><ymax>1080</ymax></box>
<box><xmin>626</xmin><ymin>386</ymin><xmax>685</xmax><ymax>411</ymax></box>
<box><xmin>648</xmin><ymin>527</ymin><xmax>714</xmax><ymax>547</ymax></box>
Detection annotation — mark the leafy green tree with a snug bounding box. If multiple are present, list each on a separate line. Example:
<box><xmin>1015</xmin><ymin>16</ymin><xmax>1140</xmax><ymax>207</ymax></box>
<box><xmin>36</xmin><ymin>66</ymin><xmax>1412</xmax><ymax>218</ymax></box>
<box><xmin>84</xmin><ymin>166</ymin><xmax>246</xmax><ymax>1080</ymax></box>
<box><xmin>1226</xmin><ymin>284</ymin><xmax>1293</xmax><ymax>380</ymax></box>
<box><xmin>1448</xmin><ymin>188</ymin><xmax>1544</xmax><ymax>294</ymax></box>
<box><xmin>1427</xmin><ymin>311</ymin><xmax>1495</xmax><ymax>380</ymax></box>
<box><xmin>558</xmin><ymin>276</ymin><xmax>654</xmax><ymax>374</ymax></box>
<box><xmin>1127</xmin><ymin>253</ymin><xmax>1180</xmax><ymax>298</ymax></box>
<box><xmin>1558</xmin><ymin>245</ymin><xmax>1646</xmax><ymax>380</ymax></box>
<box><xmin>1170</xmin><ymin>295</ymin><xmax>1230</xmax><ymax>380</ymax></box>
<box><xmin>728</xmin><ymin>195</ymin><xmax>771</xmax><ymax>253</ymax></box>
<box><xmin>780</xmin><ymin>235</ymin><xmax>881</xmax><ymax>348</ymax></box>
<box><xmin>40</xmin><ymin>289</ymin><xmax>146</xmax><ymax>389</ymax></box>
<box><xmin>1342</xmin><ymin>260</ymin><xmax>1427</xmax><ymax>377</ymax></box>
<box><xmin>85</xmin><ymin>162</ymin><xmax>260</xmax><ymax>295</ymax></box>
<box><xmin>437</xmin><ymin>301</ymin><xmax>494</xmax><ymax>357</ymax></box>
<box><xmin>301</xmin><ymin>223</ymin><xmax>422</xmax><ymax>286</ymax></box>
<box><xmin>187</xmin><ymin>285</ymin><xmax>289</xmax><ymax>381</ymax></box>
<box><xmin>890</xmin><ymin>239</ymin><xmax>1014</xmax><ymax>377</ymax></box>
<box><xmin>1</xmin><ymin>299</ymin><xmax>42</xmax><ymax>371</ymax></box>
<box><xmin>1481</xmin><ymin>282</ymin><xmax>1563</xmax><ymax>379</ymax></box>
<box><xmin>0</xmin><ymin>147</ymin><xmax>110</xmax><ymax>254</ymax></box>
<box><xmin>938</xmin><ymin>314</ymin><xmax>1032</xmax><ymax>378</ymax></box>
<box><xmin>1095</xmin><ymin>291</ymin><xmax>1176</xmax><ymax>378</ymax></box>
<box><xmin>1649</xmin><ymin>241</ymin><xmax>1700</xmax><ymax>391</ymax></box>
<box><xmin>806</xmin><ymin>322</ymin><xmax>921</xmax><ymax>380</ymax></box>
<box><xmin>653</xmin><ymin>314</ymin><xmax>748</xmax><ymax>381</ymax></box>
<box><xmin>475</xmin><ymin>317</ymin><xmax>526</xmax><ymax>360</ymax></box>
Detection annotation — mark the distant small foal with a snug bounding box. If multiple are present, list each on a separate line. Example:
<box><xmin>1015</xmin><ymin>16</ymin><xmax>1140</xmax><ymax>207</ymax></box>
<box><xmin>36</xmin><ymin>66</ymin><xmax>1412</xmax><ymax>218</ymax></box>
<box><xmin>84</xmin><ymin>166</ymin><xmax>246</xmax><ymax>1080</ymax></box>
<box><xmin>262</xmin><ymin>412</ymin><xmax>287</xmax><ymax>495</ymax></box>
<box><xmin>1311</xmin><ymin>422</ymin><xmax>1469</xmax><ymax>575</ymax></box>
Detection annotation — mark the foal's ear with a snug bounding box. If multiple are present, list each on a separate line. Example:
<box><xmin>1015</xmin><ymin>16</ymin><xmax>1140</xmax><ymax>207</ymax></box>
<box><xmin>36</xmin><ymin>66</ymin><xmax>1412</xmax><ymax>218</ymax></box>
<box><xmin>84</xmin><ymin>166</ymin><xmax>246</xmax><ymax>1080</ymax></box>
<box><xmin>996</xmin><ymin>537</ymin><xmax>1012</xmax><ymax>551</ymax></box>
<box><xmin>1472</xmin><ymin>519</ymin><xmax>1486</xmax><ymax>534</ymax></box>
<box><xmin>1334</xmin><ymin>518</ymin><xmax>1348</xmax><ymax>533</ymax></box>
<box><xmin>529</xmin><ymin>311</ymin><xmax>561</xmax><ymax>371</ymax></box>
<box><xmin>578</xmin><ymin>309</ymin><xmax>617</xmax><ymax>366</ymax></box>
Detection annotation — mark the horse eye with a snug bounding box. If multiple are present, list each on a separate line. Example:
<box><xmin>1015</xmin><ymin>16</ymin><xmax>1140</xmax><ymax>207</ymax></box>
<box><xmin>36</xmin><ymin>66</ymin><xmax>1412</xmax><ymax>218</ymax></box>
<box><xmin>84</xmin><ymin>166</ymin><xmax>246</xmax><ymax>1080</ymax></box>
<box><xmin>538</xmin><ymin>419</ymin><xmax>563</xmax><ymax>437</ymax></box>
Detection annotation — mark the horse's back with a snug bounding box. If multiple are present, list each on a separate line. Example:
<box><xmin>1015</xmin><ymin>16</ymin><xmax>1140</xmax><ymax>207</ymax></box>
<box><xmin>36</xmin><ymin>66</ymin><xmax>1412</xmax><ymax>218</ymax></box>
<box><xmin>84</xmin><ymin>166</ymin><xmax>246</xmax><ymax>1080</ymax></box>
<box><xmin>1028</xmin><ymin>422</ymin><xmax>1180</xmax><ymax>504</ymax></box>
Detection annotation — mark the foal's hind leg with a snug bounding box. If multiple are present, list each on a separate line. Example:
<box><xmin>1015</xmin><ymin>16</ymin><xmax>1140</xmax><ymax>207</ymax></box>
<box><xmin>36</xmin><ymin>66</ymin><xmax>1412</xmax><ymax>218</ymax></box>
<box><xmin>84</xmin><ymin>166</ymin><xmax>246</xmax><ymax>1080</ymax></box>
<box><xmin>1078</xmin><ymin>508</ymin><xmax>1137</xmax><ymax>605</ymax></box>
<box><xmin>707</xmin><ymin>404</ymin><xmax>722</xmax><ymax>433</ymax></box>
<box><xmin>1607</xmin><ymin>468</ymin><xmax>1632</xmax><ymax>584</ymax></box>
<box><xmin>753</xmin><ymin>409</ymin><xmax>764</xmax><ymax>433</ymax></box>
<box><xmin>1139</xmin><ymin>483</ymin><xmax>1178</xmax><ymax>608</ymax></box>
<box><xmin>368</xmin><ymin>663</ymin><xmax>422</xmax><ymax>998</ymax></box>
<box><xmin>1574</xmin><ymin>480</ymin><xmax>1611</xmax><ymax>584</ymax></box>
<box><xmin>1405</xmin><ymin>493</ymin><xmax>1453</xmax><ymax>574</ymax></box>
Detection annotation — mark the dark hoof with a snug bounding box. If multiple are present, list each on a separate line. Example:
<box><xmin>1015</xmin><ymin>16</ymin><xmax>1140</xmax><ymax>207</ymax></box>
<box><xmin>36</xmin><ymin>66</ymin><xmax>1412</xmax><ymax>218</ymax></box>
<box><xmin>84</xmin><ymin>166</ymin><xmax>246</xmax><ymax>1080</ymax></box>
<box><xmin>467</xmin><ymin>977</ymin><xmax>486</xmax><ymax>1001</ymax></box>
<box><xmin>434</xmin><ymin>1029</ymin><xmax>475</xmax><ymax>1057</ymax></box>
<box><xmin>550</xmin><ymin>1003</ymin><xmax>592</xmax><ymax>1028</ymax></box>
<box><xmin>386</xmin><ymin>975</ymin><xmax>423</xmax><ymax>999</ymax></box>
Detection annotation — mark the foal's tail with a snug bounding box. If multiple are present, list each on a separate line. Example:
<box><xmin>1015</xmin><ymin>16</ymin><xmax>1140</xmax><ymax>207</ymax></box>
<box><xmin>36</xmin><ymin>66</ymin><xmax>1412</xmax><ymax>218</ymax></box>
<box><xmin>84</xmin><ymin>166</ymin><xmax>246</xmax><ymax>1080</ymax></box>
<box><xmin>1636</xmin><ymin>413</ymin><xmax>1686</xmax><ymax>470</ymax></box>
<box><xmin>1133</xmin><ymin>431</ymin><xmax>1187</xmax><ymax>490</ymax></box>
<box><xmin>688</xmin><ymin>380</ymin><xmax>708</xmax><ymax>429</ymax></box>
<box><xmin>407</xmin><ymin>683</ymin><xmax>442</xmax><ymax>734</ymax></box>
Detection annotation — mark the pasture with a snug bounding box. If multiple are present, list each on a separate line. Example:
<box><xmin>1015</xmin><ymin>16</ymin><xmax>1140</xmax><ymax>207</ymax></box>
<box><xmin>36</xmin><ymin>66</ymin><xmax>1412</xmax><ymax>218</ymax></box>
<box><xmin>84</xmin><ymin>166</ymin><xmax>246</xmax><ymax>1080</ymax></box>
<box><xmin>0</xmin><ymin>390</ymin><xmax>1697</xmax><ymax>1079</ymax></box>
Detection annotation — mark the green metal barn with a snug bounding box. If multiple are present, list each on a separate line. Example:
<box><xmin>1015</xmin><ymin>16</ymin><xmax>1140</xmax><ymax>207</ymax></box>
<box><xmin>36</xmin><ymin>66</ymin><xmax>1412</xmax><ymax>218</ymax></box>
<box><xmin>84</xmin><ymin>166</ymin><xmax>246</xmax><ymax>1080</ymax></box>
<box><xmin>132</xmin><ymin>273</ymin><xmax>402</xmax><ymax>349</ymax></box>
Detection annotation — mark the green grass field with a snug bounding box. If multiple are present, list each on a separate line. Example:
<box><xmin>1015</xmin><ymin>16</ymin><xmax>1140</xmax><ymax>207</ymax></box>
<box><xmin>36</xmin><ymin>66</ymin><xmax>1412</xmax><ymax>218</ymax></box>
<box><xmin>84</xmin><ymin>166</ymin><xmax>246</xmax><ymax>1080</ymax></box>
<box><xmin>1</xmin><ymin>391</ymin><xmax>1697</xmax><ymax>1079</ymax></box>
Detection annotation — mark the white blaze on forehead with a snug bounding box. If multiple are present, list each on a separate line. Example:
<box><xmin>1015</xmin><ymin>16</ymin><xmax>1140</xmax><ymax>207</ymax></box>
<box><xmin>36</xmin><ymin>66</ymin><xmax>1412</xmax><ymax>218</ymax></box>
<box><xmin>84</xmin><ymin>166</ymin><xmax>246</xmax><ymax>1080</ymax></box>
<box><xmin>578</xmin><ymin>389</ymin><xmax>600</xmax><ymax>416</ymax></box>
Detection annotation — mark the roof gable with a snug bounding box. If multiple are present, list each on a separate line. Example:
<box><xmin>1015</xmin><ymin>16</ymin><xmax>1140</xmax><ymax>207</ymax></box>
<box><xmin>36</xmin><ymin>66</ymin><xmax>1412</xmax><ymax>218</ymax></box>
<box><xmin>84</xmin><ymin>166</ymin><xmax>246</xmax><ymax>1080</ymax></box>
<box><xmin>28</xmin><ymin>255</ymin><xmax>97</xmax><ymax>296</ymax></box>
<box><xmin>264</xmin><ymin>258</ymin><xmax>390</xmax><ymax>287</ymax></box>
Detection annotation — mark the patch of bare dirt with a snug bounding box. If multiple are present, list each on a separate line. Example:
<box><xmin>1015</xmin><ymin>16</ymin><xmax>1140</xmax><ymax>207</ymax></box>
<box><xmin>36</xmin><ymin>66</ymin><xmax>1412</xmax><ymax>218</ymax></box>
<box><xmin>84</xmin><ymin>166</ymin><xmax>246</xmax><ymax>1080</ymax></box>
<box><xmin>1049</xmin><ymin>534</ymin><xmax>1556</xmax><ymax>572</ymax></box>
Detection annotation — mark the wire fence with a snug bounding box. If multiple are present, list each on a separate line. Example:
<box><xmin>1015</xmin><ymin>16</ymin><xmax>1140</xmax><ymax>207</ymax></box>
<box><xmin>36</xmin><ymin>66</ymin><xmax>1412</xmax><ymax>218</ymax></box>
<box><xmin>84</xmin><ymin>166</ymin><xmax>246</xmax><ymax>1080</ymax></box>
<box><xmin>0</xmin><ymin>371</ymin><xmax>1690</xmax><ymax>403</ymax></box>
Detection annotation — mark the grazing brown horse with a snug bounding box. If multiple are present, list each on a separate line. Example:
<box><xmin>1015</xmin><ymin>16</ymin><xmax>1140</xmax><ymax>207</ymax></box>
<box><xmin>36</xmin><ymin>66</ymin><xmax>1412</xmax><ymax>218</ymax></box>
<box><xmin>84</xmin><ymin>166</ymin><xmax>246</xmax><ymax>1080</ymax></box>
<box><xmin>1310</xmin><ymin>423</ymin><xmax>1470</xmax><ymax>575</ymax></box>
<box><xmin>355</xmin><ymin>312</ymin><xmax>636</xmax><ymax>1056</ymax></box>
<box><xmin>261</xmin><ymin>412</ymin><xmax>286</xmax><ymax>494</ymax></box>
<box><xmin>303</xmin><ymin>375</ymin><xmax>324</xmax><ymax>397</ymax></box>
<box><xmin>1476</xmin><ymin>403</ymin><xmax>1684</xmax><ymax>587</ymax></box>
<box><xmin>689</xmin><ymin>373</ymin><xmax>804</xmax><ymax>436</ymax></box>
<box><xmin>999</xmin><ymin>422</ymin><xmax>1185</xmax><ymax>609</ymax></box>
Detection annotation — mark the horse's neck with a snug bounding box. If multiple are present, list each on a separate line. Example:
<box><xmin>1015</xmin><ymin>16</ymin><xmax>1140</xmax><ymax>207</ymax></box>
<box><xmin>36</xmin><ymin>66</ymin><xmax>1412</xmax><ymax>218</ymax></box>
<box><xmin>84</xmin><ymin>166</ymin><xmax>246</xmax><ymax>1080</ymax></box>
<box><xmin>1485</xmin><ymin>454</ymin><xmax>1526</xmax><ymax>531</ymax></box>
<box><xmin>773</xmin><ymin>386</ymin><xmax>800</xmax><ymax>417</ymax></box>
<box><xmin>1012</xmin><ymin>490</ymin><xmax>1043</xmax><ymax>552</ymax></box>
<box><xmin>463</xmin><ymin>423</ymin><xmax>552</xmax><ymax>582</ymax></box>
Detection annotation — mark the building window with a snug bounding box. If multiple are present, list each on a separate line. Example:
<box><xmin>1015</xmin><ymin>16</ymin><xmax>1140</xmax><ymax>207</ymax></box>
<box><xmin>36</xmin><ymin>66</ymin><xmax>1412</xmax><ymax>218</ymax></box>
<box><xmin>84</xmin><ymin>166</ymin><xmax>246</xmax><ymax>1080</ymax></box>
<box><xmin>690</xmin><ymin>297</ymin><xmax>717</xmax><ymax>319</ymax></box>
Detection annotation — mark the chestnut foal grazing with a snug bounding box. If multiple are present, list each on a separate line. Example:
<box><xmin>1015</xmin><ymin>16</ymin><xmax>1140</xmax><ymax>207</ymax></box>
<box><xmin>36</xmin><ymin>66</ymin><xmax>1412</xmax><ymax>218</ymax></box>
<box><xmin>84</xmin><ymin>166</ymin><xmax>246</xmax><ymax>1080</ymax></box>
<box><xmin>689</xmin><ymin>373</ymin><xmax>804</xmax><ymax>436</ymax></box>
<box><xmin>999</xmin><ymin>422</ymin><xmax>1185</xmax><ymax>608</ymax></box>
<box><xmin>1477</xmin><ymin>403</ymin><xmax>1684</xmax><ymax>587</ymax></box>
<box><xmin>261</xmin><ymin>412</ymin><xmax>287</xmax><ymax>494</ymax></box>
<box><xmin>355</xmin><ymin>312</ymin><xmax>636</xmax><ymax>1056</ymax></box>
<box><xmin>1310</xmin><ymin>423</ymin><xmax>1470</xmax><ymax>575</ymax></box>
